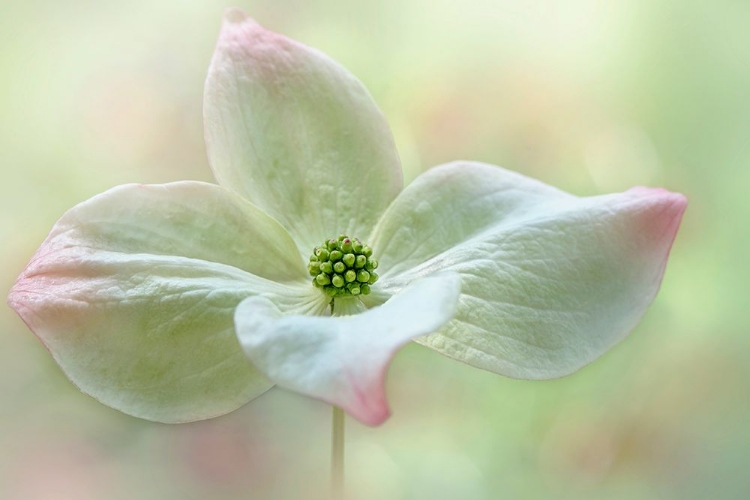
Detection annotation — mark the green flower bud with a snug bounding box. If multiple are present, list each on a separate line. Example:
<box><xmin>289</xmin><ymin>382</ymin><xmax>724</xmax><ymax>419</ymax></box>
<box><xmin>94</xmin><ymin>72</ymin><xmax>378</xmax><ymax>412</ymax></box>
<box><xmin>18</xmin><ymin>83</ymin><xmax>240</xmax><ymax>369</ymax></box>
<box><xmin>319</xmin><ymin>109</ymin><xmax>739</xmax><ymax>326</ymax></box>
<box><xmin>341</xmin><ymin>238</ymin><xmax>353</xmax><ymax>253</ymax></box>
<box><xmin>316</xmin><ymin>248</ymin><xmax>330</xmax><ymax>262</ymax></box>
<box><xmin>344</xmin><ymin>270</ymin><xmax>357</xmax><ymax>283</ymax></box>
<box><xmin>316</xmin><ymin>273</ymin><xmax>331</xmax><ymax>286</ymax></box>
<box><xmin>360</xmin><ymin>284</ymin><xmax>371</xmax><ymax>295</ymax></box>
<box><xmin>365</xmin><ymin>259</ymin><xmax>378</xmax><ymax>271</ymax></box>
<box><xmin>352</xmin><ymin>240</ymin><xmax>364</xmax><ymax>253</ymax></box>
<box><xmin>357</xmin><ymin>270</ymin><xmax>370</xmax><ymax>283</ymax></box>
<box><xmin>342</xmin><ymin>253</ymin><xmax>355</xmax><ymax>267</ymax></box>
<box><xmin>320</xmin><ymin>261</ymin><xmax>333</xmax><ymax>274</ymax></box>
<box><xmin>326</xmin><ymin>239</ymin><xmax>338</xmax><ymax>250</ymax></box>
<box><xmin>332</xmin><ymin>274</ymin><xmax>345</xmax><ymax>288</ymax></box>
<box><xmin>330</xmin><ymin>250</ymin><xmax>343</xmax><ymax>262</ymax></box>
<box><xmin>308</xmin><ymin>262</ymin><xmax>321</xmax><ymax>276</ymax></box>
<box><xmin>333</xmin><ymin>261</ymin><xmax>346</xmax><ymax>274</ymax></box>
<box><xmin>355</xmin><ymin>255</ymin><xmax>367</xmax><ymax>269</ymax></box>
<box><xmin>361</xmin><ymin>246</ymin><xmax>373</xmax><ymax>257</ymax></box>
<box><xmin>368</xmin><ymin>272</ymin><xmax>378</xmax><ymax>284</ymax></box>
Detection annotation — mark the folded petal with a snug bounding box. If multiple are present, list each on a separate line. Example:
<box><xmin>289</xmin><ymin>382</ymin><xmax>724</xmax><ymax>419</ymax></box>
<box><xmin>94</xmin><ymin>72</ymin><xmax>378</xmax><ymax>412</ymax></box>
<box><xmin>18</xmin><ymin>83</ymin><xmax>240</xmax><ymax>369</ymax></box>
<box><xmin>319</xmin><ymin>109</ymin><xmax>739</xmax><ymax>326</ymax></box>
<box><xmin>204</xmin><ymin>9</ymin><xmax>403</xmax><ymax>253</ymax></box>
<box><xmin>369</xmin><ymin>162</ymin><xmax>687</xmax><ymax>379</ymax></box>
<box><xmin>8</xmin><ymin>182</ymin><xmax>328</xmax><ymax>423</ymax></box>
<box><xmin>235</xmin><ymin>273</ymin><xmax>461</xmax><ymax>426</ymax></box>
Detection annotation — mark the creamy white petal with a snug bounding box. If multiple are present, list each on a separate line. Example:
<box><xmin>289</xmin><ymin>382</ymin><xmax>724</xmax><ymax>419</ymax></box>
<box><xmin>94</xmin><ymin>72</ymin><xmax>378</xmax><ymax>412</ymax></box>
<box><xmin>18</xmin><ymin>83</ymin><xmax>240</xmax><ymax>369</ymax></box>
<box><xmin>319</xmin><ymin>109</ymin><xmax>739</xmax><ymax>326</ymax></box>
<box><xmin>235</xmin><ymin>273</ymin><xmax>461</xmax><ymax>426</ymax></box>
<box><xmin>204</xmin><ymin>9</ymin><xmax>402</xmax><ymax>253</ymax></box>
<box><xmin>369</xmin><ymin>162</ymin><xmax>687</xmax><ymax>379</ymax></box>
<box><xmin>8</xmin><ymin>182</ymin><xmax>328</xmax><ymax>423</ymax></box>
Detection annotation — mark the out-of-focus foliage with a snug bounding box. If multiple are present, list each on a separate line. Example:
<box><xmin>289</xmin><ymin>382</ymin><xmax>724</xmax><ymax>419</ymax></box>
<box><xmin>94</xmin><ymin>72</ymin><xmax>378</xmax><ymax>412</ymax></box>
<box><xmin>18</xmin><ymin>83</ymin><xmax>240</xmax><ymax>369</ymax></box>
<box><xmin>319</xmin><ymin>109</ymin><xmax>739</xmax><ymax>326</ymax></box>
<box><xmin>1</xmin><ymin>1</ymin><xmax>747</xmax><ymax>499</ymax></box>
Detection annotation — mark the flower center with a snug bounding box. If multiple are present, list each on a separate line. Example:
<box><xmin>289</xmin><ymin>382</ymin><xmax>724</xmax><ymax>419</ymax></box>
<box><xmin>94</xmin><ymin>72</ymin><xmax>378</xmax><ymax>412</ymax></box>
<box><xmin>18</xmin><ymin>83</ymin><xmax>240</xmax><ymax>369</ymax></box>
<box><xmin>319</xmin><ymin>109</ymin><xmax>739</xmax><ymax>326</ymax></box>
<box><xmin>308</xmin><ymin>235</ymin><xmax>379</xmax><ymax>297</ymax></box>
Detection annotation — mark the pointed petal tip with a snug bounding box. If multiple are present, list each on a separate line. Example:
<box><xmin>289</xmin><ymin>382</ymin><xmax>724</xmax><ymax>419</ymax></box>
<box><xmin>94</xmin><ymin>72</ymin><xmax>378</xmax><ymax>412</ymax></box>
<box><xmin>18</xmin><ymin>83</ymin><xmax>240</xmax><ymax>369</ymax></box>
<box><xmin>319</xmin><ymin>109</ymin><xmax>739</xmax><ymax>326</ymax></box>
<box><xmin>341</xmin><ymin>357</ymin><xmax>392</xmax><ymax>427</ymax></box>
<box><xmin>628</xmin><ymin>185</ymin><xmax>688</xmax><ymax>209</ymax></box>
<box><xmin>7</xmin><ymin>251</ymin><xmax>54</xmax><ymax>334</ymax></box>
<box><xmin>354</xmin><ymin>405</ymin><xmax>392</xmax><ymax>427</ymax></box>
<box><xmin>7</xmin><ymin>280</ymin><xmax>27</xmax><ymax>317</ymax></box>
<box><xmin>218</xmin><ymin>8</ymin><xmax>276</xmax><ymax>44</ymax></box>
<box><xmin>315</xmin><ymin>368</ymin><xmax>393</xmax><ymax>426</ymax></box>
<box><xmin>222</xmin><ymin>7</ymin><xmax>253</xmax><ymax>26</ymax></box>
<box><xmin>215</xmin><ymin>9</ymin><xmax>271</xmax><ymax>51</ymax></box>
<box><xmin>7</xmin><ymin>279</ymin><xmax>36</xmax><ymax>337</ymax></box>
<box><xmin>626</xmin><ymin>186</ymin><xmax>688</xmax><ymax>249</ymax></box>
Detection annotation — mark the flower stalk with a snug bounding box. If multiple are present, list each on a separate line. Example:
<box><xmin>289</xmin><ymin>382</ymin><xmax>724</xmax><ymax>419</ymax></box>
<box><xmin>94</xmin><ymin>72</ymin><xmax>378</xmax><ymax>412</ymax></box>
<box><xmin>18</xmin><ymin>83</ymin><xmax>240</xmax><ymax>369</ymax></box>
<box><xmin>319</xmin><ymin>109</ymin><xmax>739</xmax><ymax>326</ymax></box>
<box><xmin>331</xmin><ymin>406</ymin><xmax>345</xmax><ymax>499</ymax></box>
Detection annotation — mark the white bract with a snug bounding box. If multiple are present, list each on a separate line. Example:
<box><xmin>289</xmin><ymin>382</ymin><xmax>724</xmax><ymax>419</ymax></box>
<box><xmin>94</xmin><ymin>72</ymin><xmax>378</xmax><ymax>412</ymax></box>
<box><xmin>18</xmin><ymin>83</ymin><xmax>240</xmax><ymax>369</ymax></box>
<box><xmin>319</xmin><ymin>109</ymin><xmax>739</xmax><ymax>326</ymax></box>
<box><xmin>8</xmin><ymin>9</ymin><xmax>686</xmax><ymax>426</ymax></box>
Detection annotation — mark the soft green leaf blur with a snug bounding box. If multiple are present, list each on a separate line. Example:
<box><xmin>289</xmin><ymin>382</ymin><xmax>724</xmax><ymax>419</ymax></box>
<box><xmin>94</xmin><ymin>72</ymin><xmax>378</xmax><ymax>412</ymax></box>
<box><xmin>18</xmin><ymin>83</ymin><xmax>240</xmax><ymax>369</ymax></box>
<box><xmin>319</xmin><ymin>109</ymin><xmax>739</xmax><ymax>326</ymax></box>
<box><xmin>0</xmin><ymin>0</ymin><xmax>746</xmax><ymax>499</ymax></box>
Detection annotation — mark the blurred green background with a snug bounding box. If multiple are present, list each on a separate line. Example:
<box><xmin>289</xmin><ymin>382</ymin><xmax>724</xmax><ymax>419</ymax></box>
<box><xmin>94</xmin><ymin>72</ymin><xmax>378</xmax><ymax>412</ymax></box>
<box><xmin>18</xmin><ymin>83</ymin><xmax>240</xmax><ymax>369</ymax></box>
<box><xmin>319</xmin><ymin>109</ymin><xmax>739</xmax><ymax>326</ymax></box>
<box><xmin>1</xmin><ymin>0</ymin><xmax>747</xmax><ymax>499</ymax></box>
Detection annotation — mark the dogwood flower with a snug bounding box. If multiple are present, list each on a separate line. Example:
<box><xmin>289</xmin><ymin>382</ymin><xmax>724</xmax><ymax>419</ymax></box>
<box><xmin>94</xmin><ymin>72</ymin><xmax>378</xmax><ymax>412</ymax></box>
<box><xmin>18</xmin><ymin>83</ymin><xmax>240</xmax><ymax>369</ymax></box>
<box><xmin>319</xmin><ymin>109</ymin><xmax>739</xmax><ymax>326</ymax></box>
<box><xmin>8</xmin><ymin>9</ymin><xmax>686</xmax><ymax>427</ymax></box>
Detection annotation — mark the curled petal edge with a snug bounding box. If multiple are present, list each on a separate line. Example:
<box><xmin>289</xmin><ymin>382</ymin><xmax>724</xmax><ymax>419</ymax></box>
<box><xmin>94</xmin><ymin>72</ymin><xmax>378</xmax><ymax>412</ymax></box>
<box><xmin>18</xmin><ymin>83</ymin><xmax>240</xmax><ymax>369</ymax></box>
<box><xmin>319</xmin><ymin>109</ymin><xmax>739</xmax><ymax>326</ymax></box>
<box><xmin>235</xmin><ymin>273</ymin><xmax>461</xmax><ymax>425</ymax></box>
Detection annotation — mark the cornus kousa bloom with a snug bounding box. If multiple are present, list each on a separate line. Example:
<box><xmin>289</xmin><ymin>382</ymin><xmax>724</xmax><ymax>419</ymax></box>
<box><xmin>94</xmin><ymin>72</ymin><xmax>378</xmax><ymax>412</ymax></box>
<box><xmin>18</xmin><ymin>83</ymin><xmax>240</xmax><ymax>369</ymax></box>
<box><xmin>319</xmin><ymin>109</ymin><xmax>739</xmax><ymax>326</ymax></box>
<box><xmin>8</xmin><ymin>10</ymin><xmax>686</xmax><ymax>427</ymax></box>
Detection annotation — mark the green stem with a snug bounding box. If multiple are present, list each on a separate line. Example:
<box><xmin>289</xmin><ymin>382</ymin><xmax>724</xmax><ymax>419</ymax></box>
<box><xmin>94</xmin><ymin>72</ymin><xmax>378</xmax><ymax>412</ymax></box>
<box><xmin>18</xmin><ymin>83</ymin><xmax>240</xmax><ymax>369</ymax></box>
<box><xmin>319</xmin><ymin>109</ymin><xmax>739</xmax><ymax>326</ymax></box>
<box><xmin>329</xmin><ymin>299</ymin><xmax>345</xmax><ymax>499</ymax></box>
<box><xmin>331</xmin><ymin>406</ymin><xmax>345</xmax><ymax>499</ymax></box>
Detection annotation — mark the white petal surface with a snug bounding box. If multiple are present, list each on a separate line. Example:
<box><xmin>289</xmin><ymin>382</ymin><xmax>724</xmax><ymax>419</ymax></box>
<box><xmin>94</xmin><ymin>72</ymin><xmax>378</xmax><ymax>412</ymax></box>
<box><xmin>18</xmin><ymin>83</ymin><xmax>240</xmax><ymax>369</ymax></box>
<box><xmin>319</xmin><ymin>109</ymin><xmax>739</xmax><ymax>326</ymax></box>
<box><xmin>235</xmin><ymin>273</ymin><xmax>461</xmax><ymax>426</ymax></box>
<box><xmin>204</xmin><ymin>9</ymin><xmax>402</xmax><ymax>253</ymax></box>
<box><xmin>369</xmin><ymin>162</ymin><xmax>687</xmax><ymax>379</ymax></box>
<box><xmin>8</xmin><ymin>182</ymin><xmax>328</xmax><ymax>423</ymax></box>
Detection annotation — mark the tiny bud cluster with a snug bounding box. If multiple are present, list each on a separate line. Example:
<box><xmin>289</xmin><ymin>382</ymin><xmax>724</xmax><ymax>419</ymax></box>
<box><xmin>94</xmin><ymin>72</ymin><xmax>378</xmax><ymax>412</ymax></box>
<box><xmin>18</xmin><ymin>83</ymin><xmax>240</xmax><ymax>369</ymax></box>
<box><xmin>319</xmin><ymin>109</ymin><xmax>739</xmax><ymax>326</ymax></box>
<box><xmin>308</xmin><ymin>235</ymin><xmax>379</xmax><ymax>297</ymax></box>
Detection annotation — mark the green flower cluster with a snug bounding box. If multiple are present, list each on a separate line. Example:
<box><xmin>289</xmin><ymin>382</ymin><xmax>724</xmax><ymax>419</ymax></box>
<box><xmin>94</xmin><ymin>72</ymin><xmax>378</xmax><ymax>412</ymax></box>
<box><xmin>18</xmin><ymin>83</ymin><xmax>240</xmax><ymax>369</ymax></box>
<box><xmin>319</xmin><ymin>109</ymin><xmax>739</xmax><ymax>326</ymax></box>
<box><xmin>309</xmin><ymin>235</ymin><xmax>379</xmax><ymax>297</ymax></box>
